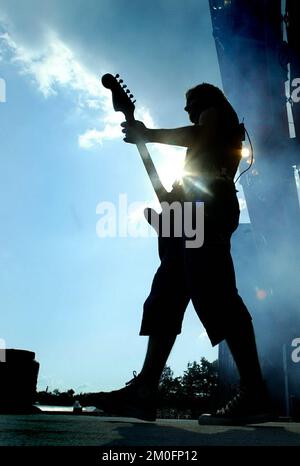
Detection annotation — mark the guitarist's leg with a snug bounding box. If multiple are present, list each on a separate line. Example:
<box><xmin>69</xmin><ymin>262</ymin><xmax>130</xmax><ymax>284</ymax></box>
<box><xmin>186</xmin><ymin>242</ymin><xmax>271</xmax><ymax>422</ymax></box>
<box><xmin>138</xmin><ymin>240</ymin><xmax>189</xmax><ymax>388</ymax></box>
<box><xmin>186</xmin><ymin>242</ymin><xmax>251</xmax><ymax>346</ymax></box>
<box><xmin>138</xmin><ymin>334</ymin><xmax>177</xmax><ymax>389</ymax></box>
<box><xmin>94</xmin><ymin>238</ymin><xmax>189</xmax><ymax>421</ymax></box>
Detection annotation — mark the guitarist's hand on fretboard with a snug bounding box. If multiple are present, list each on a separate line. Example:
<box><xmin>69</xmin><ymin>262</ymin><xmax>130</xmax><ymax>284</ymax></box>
<box><xmin>121</xmin><ymin>121</ymin><xmax>149</xmax><ymax>144</ymax></box>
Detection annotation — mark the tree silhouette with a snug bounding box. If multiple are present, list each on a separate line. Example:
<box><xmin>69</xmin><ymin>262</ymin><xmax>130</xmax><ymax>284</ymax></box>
<box><xmin>157</xmin><ymin>358</ymin><xmax>219</xmax><ymax>418</ymax></box>
<box><xmin>182</xmin><ymin>358</ymin><xmax>218</xmax><ymax>398</ymax></box>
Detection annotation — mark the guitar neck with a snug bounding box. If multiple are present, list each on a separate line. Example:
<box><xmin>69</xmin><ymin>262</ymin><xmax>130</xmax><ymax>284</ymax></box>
<box><xmin>135</xmin><ymin>141</ymin><xmax>168</xmax><ymax>203</ymax></box>
<box><xmin>101</xmin><ymin>73</ymin><xmax>168</xmax><ymax>202</ymax></box>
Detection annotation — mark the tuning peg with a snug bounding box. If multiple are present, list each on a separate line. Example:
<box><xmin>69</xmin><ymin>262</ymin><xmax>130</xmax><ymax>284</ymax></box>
<box><xmin>132</xmin><ymin>100</ymin><xmax>136</xmax><ymax>104</ymax></box>
<box><xmin>129</xmin><ymin>94</ymin><xmax>134</xmax><ymax>98</ymax></box>
<box><xmin>126</xmin><ymin>89</ymin><xmax>130</xmax><ymax>93</ymax></box>
<box><xmin>115</xmin><ymin>73</ymin><xmax>120</xmax><ymax>78</ymax></box>
<box><xmin>122</xmin><ymin>84</ymin><xmax>127</xmax><ymax>88</ymax></box>
<box><xmin>119</xmin><ymin>79</ymin><xmax>123</xmax><ymax>83</ymax></box>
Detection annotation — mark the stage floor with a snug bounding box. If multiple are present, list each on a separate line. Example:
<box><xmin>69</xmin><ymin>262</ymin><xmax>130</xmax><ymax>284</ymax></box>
<box><xmin>0</xmin><ymin>414</ymin><xmax>300</xmax><ymax>447</ymax></box>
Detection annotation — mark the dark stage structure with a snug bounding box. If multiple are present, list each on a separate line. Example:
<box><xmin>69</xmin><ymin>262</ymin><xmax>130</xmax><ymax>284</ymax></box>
<box><xmin>209</xmin><ymin>0</ymin><xmax>300</xmax><ymax>417</ymax></box>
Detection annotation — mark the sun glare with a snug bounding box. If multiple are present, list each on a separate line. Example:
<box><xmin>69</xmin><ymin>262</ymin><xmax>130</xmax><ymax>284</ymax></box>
<box><xmin>154</xmin><ymin>146</ymin><xmax>186</xmax><ymax>191</ymax></box>
<box><xmin>241</xmin><ymin>147</ymin><xmax>250</xmax><ymax>159</ymax></box>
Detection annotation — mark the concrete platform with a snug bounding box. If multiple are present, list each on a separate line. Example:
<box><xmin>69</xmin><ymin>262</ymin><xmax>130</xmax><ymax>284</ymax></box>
<box><xmin>0</xmin><ymin>414</ymin><xmax>300</xmax><ymax>447</ymax></box>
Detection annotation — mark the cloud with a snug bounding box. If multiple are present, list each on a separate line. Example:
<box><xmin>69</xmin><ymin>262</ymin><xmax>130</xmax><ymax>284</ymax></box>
<box><xmin>0</xmin><ymin>24</ymin><xmax>186</xmax><ymax>189</ymax></box>
<box><xmin>79</xmin><ymin>125</ymin><xmax>121</xmax><ymax>149</ymax></box>
<box><xmin>0</xmin><ymin>27</ymin><xmax>167</xmax><ymax>153</ymax></box>
<box><xmin>78</xmin><ymin>104</ymin><xmax>156</xmax><ymax>148</ymax></box>
<box><xmin>0</xmin><ymin>28</ymin><xmax>123</xmax><ymax>144</ymax></box>
<box><xmin>0</xmin><ymin>29</ymin><xmax>105</xmax><ymax>102</ymax></box>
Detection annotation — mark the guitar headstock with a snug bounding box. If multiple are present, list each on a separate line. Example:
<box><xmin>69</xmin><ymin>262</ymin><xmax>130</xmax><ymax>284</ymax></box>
<box><xmin>101</xmin><ymin>73</ymin><xmax>135</xmax><ymax>121</ymax></box>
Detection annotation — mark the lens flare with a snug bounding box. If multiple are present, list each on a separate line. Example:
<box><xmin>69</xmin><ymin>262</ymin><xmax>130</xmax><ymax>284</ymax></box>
<box><xmin>241</xmin><ymin>147</ymin><xmax>250</xmax><ymax>159</ymax></box>
<box><xmin>256</xmin><ymin>288</ymin><xmax>267</xmax><ymax>300</ymax></box>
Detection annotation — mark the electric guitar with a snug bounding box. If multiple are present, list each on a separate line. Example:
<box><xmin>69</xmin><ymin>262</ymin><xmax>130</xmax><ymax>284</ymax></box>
<box><xmin>101</xmin><ymin>73</ymin><xmax>183</xmax><ymax>249</ymax></box>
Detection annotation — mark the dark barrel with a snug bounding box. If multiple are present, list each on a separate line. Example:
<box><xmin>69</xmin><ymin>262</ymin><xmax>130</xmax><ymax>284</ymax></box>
<box><xmin>0</xmin><ymin>349</ymin><xmax>40</xmax><ymax>413</ymax></box>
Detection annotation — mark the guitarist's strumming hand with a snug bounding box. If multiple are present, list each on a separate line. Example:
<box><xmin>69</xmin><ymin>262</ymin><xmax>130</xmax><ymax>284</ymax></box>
<box><xmin>121</xmin><ymin>121</ymin><xmax>149</xmax><ymax>144</ymax></box>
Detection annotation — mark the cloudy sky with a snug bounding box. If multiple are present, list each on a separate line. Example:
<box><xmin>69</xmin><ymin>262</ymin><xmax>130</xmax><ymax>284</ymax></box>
<box><xmin>0</xmin><ymin>0</ymin><xmax>248</xmax><ymax>393</ymax></box>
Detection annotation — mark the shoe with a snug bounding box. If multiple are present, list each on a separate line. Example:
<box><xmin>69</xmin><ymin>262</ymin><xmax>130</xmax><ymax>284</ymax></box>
<box><xmin>94</xmin><ymin>372</ymin><xmax>157</xmax><ymax>422</ymax></box>
<box><xmin>198</xmin><ymin>384</ymin><xmax>275</xmax><ymax>426</ymax></box>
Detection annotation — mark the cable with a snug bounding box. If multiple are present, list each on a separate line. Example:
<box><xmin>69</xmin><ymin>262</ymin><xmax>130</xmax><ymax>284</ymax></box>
<box><xmin>234</xmin><ymin>125</ymin><xmax>254</xmax><ymax>184</ymax></box>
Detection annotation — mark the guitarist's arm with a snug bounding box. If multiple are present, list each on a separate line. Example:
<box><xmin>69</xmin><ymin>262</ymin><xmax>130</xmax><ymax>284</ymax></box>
<box><xmin>122</xmin><ymin>121</ymin><xmax>201</xmax><ymax>147</ymax></box>
<box><xmin>121</xmin><ymin>108</ymin><xmax>219</xmax><ymax>149</ymax></box>
<box><xmin>146</xmin><ymin>126</ymin><xmax>201</xmax><ymax>147</ymax></box>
